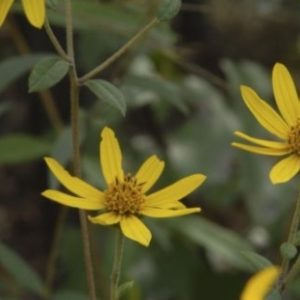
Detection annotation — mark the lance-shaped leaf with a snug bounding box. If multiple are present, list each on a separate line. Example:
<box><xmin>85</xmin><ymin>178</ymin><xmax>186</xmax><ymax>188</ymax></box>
<box><xmin>29</xmin><ymin>56</ymin><xmax>69</xmax><ymax>92</ymax></box>
<box><xmin>85</xmin><ymin>79</ymin><xmax>126</xmax><ymax>116</ymax></box>
<box><xmin>240</xmin><ymin>251</ymin><xmax>273</xmax><ymax>272</ymax></box>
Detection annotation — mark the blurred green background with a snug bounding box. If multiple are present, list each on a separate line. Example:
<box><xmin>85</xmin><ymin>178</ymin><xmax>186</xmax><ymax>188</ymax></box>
<box><xmin>1</xmin><ymin>0</ymin><xmax>300</xmax><ymax>299</ymax></box>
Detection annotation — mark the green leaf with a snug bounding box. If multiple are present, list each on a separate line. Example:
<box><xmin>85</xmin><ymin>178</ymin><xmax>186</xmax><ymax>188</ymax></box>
<box><xmin>28</xmin><ymin>56</ymin><xmax>69</xmax><ymax>92</ymax></box>
<box><xmin>0</xmin><ymin>54</ymin><xmax>49</xmax><ymax>94</ymax></box>
<box><xmin>240</xmin><ymin>251</ymin><xmax>272</xmax><ymax>272</ymax></box>
<box><xmin>0</xmin><ymin>134</ymin><xmax>51</xmax><ymax>165</ymax></box>
<box><xmin>170</xmin><ymin>216</ymin><xmax>254</xmax><ymax>270</ymax></box>
<box><xmin>157</xmin><ymin>0</ymin><xmax>182</xmax><ymax>21</ymax></box>
<box><xmin>85</xmin><ymin>79</ymin><xmax>126</xmax><ymax>116</ymax></box>
<box><xmin>118</xmin><ymin>281</ymin><xmax>135</xmax><ymax>298</ymax></box>
<box><xmin>0</xmin><ymin>241</ymin><xmax>45</xmax><ymax>296</ymax></box>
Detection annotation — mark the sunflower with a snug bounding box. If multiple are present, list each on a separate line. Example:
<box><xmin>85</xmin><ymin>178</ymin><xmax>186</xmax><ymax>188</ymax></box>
<box><xmin>232</xmin><ymin>63</ymin><xmax>300</xmax><ymax>184</ymax></box>
<box><xmin>240</xmin><ymin>266</ymin><xmax>280</xmax><ymax>300</ymax></box>
<box><xmin>42</xmin><ymin>127</ymin><xmax>206</xmax><ymax>246</ymax></box>
<box><xmin>0</xmin><ymin>0</ymin><xmax>45</xmax><ymax>28</ymax></box>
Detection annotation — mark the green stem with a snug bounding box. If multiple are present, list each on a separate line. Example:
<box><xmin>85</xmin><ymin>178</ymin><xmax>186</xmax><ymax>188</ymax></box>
<box><xmin>66</xmin><ymin>1</ymin><xmax>97</xmax><ymax>299</ymax></box>
<box><xmin>110</xmin><ymin>229</ymin><xmax>125</xmax><ymax>300</ymax></box>
<box><xmin>78</xmin><ymin>17</ymin><xmax>159</xmax><ymax>84</ymax></box>
<box><xmin>70</xmin><ymin>68</ymin><xmax>98</xmax><ymax>300</ymax></box>
<box><xmin>65</xmin><ymin>0</ymin><xmax>75</xmax><ymax>67</ymax></box>
<box><xmin>44</xmin><ymin>17</ymin><xmax>70</xmax><ymax>62</ymax></box>
<box><xmin>278</xmin><ymin>186</ymin><xmax>300</xmax><ymax>291</ymax></box>
<box><xmin>69</xmin><ymin>71</ymin><xmax>81</xmax><ymax>174</ymax></box>
<box><xmin>285</xmin><ymin>255</ymin><xmax>300</xmax><ymax>285</ymax></box>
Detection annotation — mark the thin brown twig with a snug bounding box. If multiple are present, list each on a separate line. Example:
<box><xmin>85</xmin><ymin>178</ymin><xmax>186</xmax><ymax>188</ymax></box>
<box><xmin>277</xmin><ymin>187</ymin><xmax>300</xmax><ymax>293</ymax></box>
<box><xmin>78</xmin><ymin>17</ymin><xmax>159</xmax><ymax>84</ymax></box>
<box><xmin>65</xmin><ymin>1</ymin><xmax>97</xmax><ymax>299</ymax></box>
<box><xmin>44</xmin><ymin>17</ymin><xmax>70</xmax><ymax>62</ymax></box>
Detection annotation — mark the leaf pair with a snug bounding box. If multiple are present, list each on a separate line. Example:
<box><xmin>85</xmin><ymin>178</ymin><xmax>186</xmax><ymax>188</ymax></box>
<box><xmin>28</xmin><ymin>56</ymin><xmax>126</xmax><ymax>116</ymax></box>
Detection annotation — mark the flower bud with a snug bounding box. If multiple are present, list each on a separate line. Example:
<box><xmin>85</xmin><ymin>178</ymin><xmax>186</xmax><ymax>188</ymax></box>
<box><xmin>280</xmin><ymin>242</ymin><xmax>297</xmax><ymax>260</ymax></box>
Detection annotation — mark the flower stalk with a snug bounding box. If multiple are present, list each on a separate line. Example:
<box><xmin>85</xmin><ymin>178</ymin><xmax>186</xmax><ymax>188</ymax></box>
<box><xmin>66</xmin><ymin>1</ymin><xmax>97</xmax><ymax>299</ymax></box>
<box><xmin>278</xmin><ymin>186</ymin><xmax>300</xmax><ymax>292</ymax></box>
<box><xmin>110</xmin><ymin>229</ymin><xmax>125</xmax><ymax>300</ymax></box>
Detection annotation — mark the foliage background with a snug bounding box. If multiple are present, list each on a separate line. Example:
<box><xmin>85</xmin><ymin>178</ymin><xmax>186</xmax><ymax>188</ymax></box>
<box><xmin>1</xmin><ymin>0</ymin><xmax>300</xmax><ymax>299</ymax></box>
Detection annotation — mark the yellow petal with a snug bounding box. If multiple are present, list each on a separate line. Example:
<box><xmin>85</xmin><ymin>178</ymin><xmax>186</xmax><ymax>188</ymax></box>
<box><xmin>241</xmin><ymin>86</ymin><xmax>289</xmax><ymax>139</ymax></box>
<box><xmin>272</xmin><ymin>63</ymin><xmax>300</xmax><ymax>126</ymax></box>
<box><xmin>135</xmin><ymin>155</ymin><xmax>165</xmax><ymax>193</ymax></box>
<box><xmin>240</xmin><ymin>266</ymin><xmax>280</xmax><ymax>300</ymax></box>
<box><xmin>146</xmin><ymin>174</ymin><xmax>206</xmax><ymax>207</ymax></box>
<box><xmin>42</xmin><ymin>190</ymin><xmax>104</xmax><ymax>210</ymax></box>
<box><xmin>232</xmin><ymin>143</ymin><xmax>290</xmax><ymax>156</ymax></box>
<box><xmin>120</xmin><ymin>215</ymin><xmax>151</xmax><ymax>247</ymax></box>
<box><xmin>234</xmin><ymin>131</ymin><xmax>288</xmax><ymax>149</ymax></box>
<box><xmin>88</xmin><ymin>212</ymin><xmax>121</xmax><ymax>225</ymax></box>
<box><xmin>0</xmin><ymin>0</ymin><xmax>14</xmax><ymax>27</ymax></box>
<box><xmin>157</xmin><ymin>201</ymin><xmax>186</xmax><ymax>209</ymax></box>
<box><xmin>141</xmin><ymin>206</ymin><xmax>200</xmax><ymax>218</ymax></box>
<box><xmin>22</xmin><ymin>0</ymin><xmax>45</xmax><ymax>28</ymax></box>
<box><xmin>270</xmin><ymin>154</ymin><xmax>300</xmax><ymax>184</ymax></box>
<box><xmin>100</xmin><ymin>127</ymin><xmax>124</xmax><ymax>185</ymax></box>
<box><xmin>44</xmin><ymin>157</ymin><xmax>104</xmax><ymax>200</ymax></box>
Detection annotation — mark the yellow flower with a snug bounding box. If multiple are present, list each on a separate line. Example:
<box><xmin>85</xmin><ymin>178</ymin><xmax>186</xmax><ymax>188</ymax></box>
<box><xmin>42</xmin><ymin>127</ymin><xmax>206</xmax><ymax>246</ymax></box>
<box><xmin>240</xmin><ymin>266</ymin><xmax>280</xmax><ymax>300</ymax></box>
<box><xmin>232</xmin><ymin>63</ymin><xmax>300</xmax><ymax>184</ymax></box>
<box><xmin>0</xmin><ymin>0</ymin><xmax>45</xmax><ymax>29</ymax></box>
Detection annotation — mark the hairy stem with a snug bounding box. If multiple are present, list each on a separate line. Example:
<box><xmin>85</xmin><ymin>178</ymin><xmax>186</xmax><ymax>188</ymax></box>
<box><xmin>66</xmin><ymin>1</ymin><xmax>97</xmax><ymax>299</ymax></box>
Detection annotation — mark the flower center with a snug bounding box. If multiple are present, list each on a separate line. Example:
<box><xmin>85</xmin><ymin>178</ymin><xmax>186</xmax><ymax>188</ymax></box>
<box><xmin>104</xmin><ymin>174</ymin><xmax>145</xmax><ymax>215</ymax></box>
<box><xmin>288</xmin><ymin>119</ymin><xmax>300</xmax><ymax>154</ymax></box>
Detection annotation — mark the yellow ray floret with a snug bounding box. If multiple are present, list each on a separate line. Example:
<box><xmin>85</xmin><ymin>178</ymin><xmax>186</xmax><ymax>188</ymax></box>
<box><xmin>42</xmin><ymin>127</ymin><xmax>206</xmax><ymax>246</ymax></box>
<box><xmin>240</xmin><ymin>266</ymin><xmax>280</xmax><ymax>300</ymax></box>
<box><xmin>272</xmin><ymin>63</ymin><xmax>300</xmax><ymax>125</ymax></box>
<box><xmin>232</xmin><ymin>63</ymin><xmax>300</xmax><ymax>184</ymax></box>
<box><xmin>0</xmin><ymin>0</ymin><xmax>45</xmax><ymax>29</ymax></box>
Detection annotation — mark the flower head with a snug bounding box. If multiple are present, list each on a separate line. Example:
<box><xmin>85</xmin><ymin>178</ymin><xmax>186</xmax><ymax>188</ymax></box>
<box><xmin>232</xmin><ymin>63</ymin><xmax>300</xmax><ymax>184</ymax></box>
<box><xmin>240</xmin><ymin>266</ymin><xmax>280</xmax><ymax>300</ymax></box>
<box><xmin>42</xmin><ymin>127</ymin><xmax>206</xmax><ymax>246</ymax></box>
<box><xmin>0</xmin><ymin>0</ymin><xmax>45</xmax><ymax>29</ymax></box>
